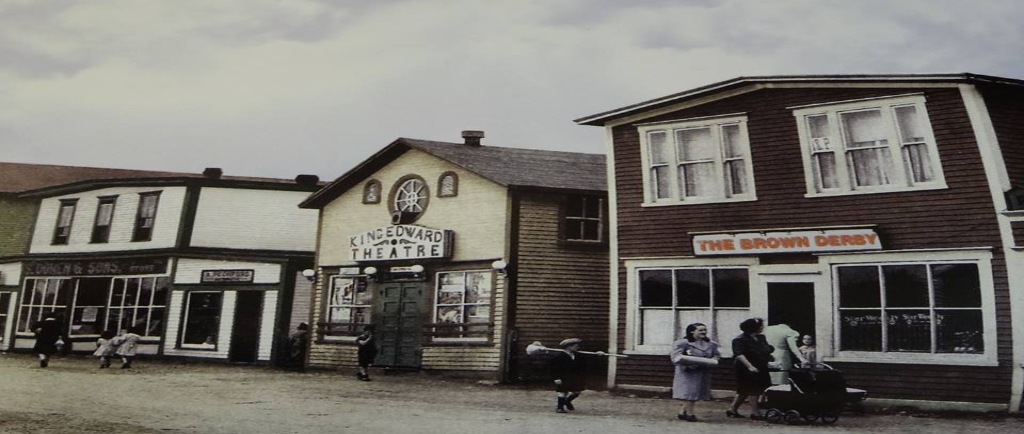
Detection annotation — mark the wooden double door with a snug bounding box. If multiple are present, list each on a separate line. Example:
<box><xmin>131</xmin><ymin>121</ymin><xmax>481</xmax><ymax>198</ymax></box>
<box><xmin>373</xmin><ymin>281</ymin><xmax>427</xmax><ymax>368</ymax></box>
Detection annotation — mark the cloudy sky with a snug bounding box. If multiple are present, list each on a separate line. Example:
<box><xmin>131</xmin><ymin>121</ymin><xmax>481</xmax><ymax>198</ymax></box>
<box><xmin>1</xmin><ymin>0</ymin><xmax>1022</xmax><ymax>180</ymax></box>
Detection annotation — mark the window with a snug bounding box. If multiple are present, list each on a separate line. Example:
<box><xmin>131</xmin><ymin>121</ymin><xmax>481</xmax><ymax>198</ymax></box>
<box><xmin>639</xmin><ymin>115</ymin><xmax>755</xmax><ymax>205</ymax></box>
<box><xmin>836</xmin><ymin>262</ymin><xmax>983</xmax><ymax>354</ymax></box>
<box><xmin>323</xmin><ymin>276</ymin><xmax>372</xmax><ymax>337</ymax></box>
<box><xmin>389</xmin><ymin>176</ymin><xmax>429</xmax><ymax>223</ymax></box>
<box><xmin>107</xmin><ymin>277</ymin><xmax>168</xmax><ymax>337</ymax></box>
<box><xmin>794</xmin><ymin>95</ymin><xmax>946</xmax><ymax>195</ymax></box>
<box><xmin>637</xmin><ymin>267</ymin><xmax>750</xmax><ymax>348</ymax></box>
<box><xmin>91</xmin><ymin>196</ymin><xmax>117</xmax><ymax>243</ymax></box>
<box><xmin>181</xmin><ymin>291</ymin><xmax>222</xmax><ymax>349</ymax></box>
<box><xmin>17</xmin><ymin>278</ymin><xmax>70</xmax><ymax>333</ymax></box>
<box><xmin>363</xmin><ymin>180</ymin><xmax>382</xmax><ymax>204</ymax></box>
<box><xmin>132</xmin><ymin>192</ymin><xmax>161</xmax><ymax>242</ymax></box>
<box><xmin>52</xmin><ymin>199</ymin><xmax>78</xmax><ymax>245</ymax></box>
<box><xmin>564</xmin><ymin>196</ymin><xmax>604</xmax><ymax>242</ymax></box>
<box><xmin>437</xmin><ymin>172</ymin><xmax>459</xmax><ymax>197</ymax></box>
<box><xmin>434</xmin><ymin>270</ymin><xmax>492</xmax><ymax>339</ymax></box>
<box><xmin>0</xmin><ymin>292</ymin><xmax>12</xmax><ymax>345</ymax></box>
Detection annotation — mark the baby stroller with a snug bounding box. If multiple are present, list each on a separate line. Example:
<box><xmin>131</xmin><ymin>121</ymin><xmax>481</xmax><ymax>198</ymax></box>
<box><xmin>762</xmin><ymin>363</ymin><xmax>867</xmax><ymax>424</ymax></box>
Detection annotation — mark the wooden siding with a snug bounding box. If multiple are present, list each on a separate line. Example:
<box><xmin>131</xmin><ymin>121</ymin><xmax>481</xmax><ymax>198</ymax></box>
<box><xmin>981</xmin><ymin>84</ymin><xmax>1024</xmax><ymax>188</ymax></box>
<box><xmin>511</xmin><ymin>192</ymin><xmax>610</xmax><ymax>381</ymax></box>
<box><xmin>258</xmin><ymin>290</ymin><xmax>278</xmax><ymax>361</ymax></box>
<box><xmin>610</xmin><ymin>87</ymin><xmax>1012</xmax><ymax>403</ymax></box>
<box><xmin>0</xmin><ymin>196</ymin><xmax>36</xmax><ymax>257</ymax></box>
<box><xmin>190</xmin><ymin>188</ymin><xmax>318</xmax><ymax>252</ymax></box>
<box><xmin>289</xmin><ymin>271</ymin><xmax>313</xmax><ymax>332</ymax></box>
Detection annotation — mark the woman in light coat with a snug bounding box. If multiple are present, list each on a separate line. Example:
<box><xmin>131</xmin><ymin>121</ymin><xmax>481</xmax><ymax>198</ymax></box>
<box><xmin>670</xmin><ymin>323</ymin><xmax>721</xmax><ymax>422</ymax></box>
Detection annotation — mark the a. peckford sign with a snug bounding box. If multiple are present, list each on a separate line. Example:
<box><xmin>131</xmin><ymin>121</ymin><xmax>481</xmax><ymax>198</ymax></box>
<box><xmin>350</xmin><ymin>225</ymin><xmax>454</xmax><ymax>261</ymax></box>
<box><xmin>692</xmin><ymin>228</ymin><xmax>881</xmax><ymax>256</ymax></box>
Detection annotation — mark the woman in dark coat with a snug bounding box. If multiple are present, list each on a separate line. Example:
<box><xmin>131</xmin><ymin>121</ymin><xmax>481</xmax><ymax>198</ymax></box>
<box><xmin>551</xmin><ymin>338</ymin><xmax>587</xmax><ymax>413</ymax></box>
<box><xmin>726</xmin><ymin>317</ymin><xmax>775</xmax><ymax>420</ymax></box>
<box><xmin>32</xmin><ymin>313</ymin><xmax>64</xmax><ymax>368</ymax></box>
<box><xmin>356</xmin><ymin>325</ymin><xmax>377</xmax><ymax>381</ymax></box>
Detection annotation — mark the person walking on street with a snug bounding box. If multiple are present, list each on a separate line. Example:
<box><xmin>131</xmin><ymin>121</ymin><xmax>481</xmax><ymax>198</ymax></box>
<box><xmin>356</xmin><ymin>325</ymin><xmax>377</xmax><ymax>381</ymax></box>
<box><xmin>32</xmin><ymin>313</ymin><xmax>64</xmax><ymax>368</ymax></box>
<box><xmin>727</xmin><ymin>318</ymin><xmax>774</xmax><ymax>420</ymax></box>
<box><xmin>670</xmin><ymin>323</ymin><xmax>721</xmax><ymax>422</ymax></box>
<box><xmin>552</xmin><ymin>338</ymin><xmax>589</xmax><ymax>413</ymax></box>
<box><xmin>287</xmin><ymin>323</ymin><xmax>310</xmax><ymax>371</ymax></box>
<box><xmin>116</xmin><ymin>327</ymin><xmax>143</xmax><ymax>369</ymax></box>
<box><xmin>93</xmin><ymin>330</ymin><xmax>119</xmax><ymax>368</ymax></box>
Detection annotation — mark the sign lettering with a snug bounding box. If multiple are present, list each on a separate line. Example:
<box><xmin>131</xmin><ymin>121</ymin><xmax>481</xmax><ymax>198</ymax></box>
<box><xmin>201</xmin><ymin>269</ymin><xmax>255</xmax><ymax>283</ymax></box>
<box><xmin>692</xmin><ymin>228</ymin><xmax>881</xmax><ymax>256</ymax></box>
<box><xmin>349</xmin><ymin>225</ymin><xmax>454</xmax><ymax>262</ymax></box>
<box><xmin>25</xmin><ymin>258</ymin><xmax>168</xmax><ymax>276</ymax></box>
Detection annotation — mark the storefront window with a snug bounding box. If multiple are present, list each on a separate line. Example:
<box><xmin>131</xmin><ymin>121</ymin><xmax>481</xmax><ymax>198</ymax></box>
<box><xmin>638</xmin><ymin>267</ymin><xmax>750</xmax><ymax>347</ymax></box>
<box><xmin>107</xmin><ymin>277</ymin><xmax>168</xmax><ymax>337</ymax></box>
<box><xmin>69</xmin><ymin>278</ymin><xmax>110</xmax><ymax>336</ymax></box>
<box><xmin>181</xmin><ymin>291</ymin><xmax>221</xmax><ymax>348</ymax></box>
<box><xmin>837</xmin><ymin>263</ymin><xmax>983</xmax><ymax>354</ymax></box>
<box><xmin>17</xmin><ymin>278</ymin><xmax>70</xmax><ymax>333</ymax></box>
<box><xmin>324</xmin><ymin>276</ymin><xmax>371</xmax><ymax>336</ymax></box>
<box><xmin>434</xmin><ymin>270</ymin><xmax>492</xmax><ymax>339</ymax></box>
<box><xmin>0</xmin><ymin>292</ymin><xmax>11</xmax><ymax>344</ymax></box>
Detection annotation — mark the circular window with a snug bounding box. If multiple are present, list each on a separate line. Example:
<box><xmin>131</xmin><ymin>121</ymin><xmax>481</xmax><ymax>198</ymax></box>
<box><xmin>389</xmin><ymin>176</ymin><xmax>429</xmax><ymax>223</ymax></box>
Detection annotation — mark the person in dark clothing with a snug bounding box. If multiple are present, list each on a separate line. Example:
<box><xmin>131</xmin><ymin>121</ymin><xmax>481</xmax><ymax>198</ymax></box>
<box><xmin>551</xmin><ymin>338</ymin><xmax>588</xmax><ymax>413</ymax></box>
<box><xmin>287</xmin><ymin>323</ymin><xmax>309</xmax><ymax>371</ymax></box>
<box><xmin>356</xmin><ymin>325</ymin><xmax>377</xmax><ymax>381</ymax></box>
<box><xmin>32</xmin><ymin>313</ymin><xmax>64</xmax><ymax>368</ymax></box>
<box><xmin>726</xmin><ymin>317</ymin><xmax>775</xmax><ymax>420</ymax></box>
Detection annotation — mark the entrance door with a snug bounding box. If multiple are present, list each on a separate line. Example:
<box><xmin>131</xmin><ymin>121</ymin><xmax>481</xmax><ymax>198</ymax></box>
<box><xmin>375</xmin><ymin>282</ymin><xmax>426</xmax><ymax>368</ymax></box>
<box><xmin>229</xmin><ymin>291</ymin><xmax>263</xmax><ymax>363</ymax></box>
<box><xmin>766</xmin><ymin>282</ymin><xmax>816</xmax><ymax>339</ymax></box>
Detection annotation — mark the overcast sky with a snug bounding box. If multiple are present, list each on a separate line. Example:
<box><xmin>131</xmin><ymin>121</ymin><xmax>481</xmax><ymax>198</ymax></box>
<box><xmin>1</xmin><ymin>0</ymin><xmax>1022</xmax><ymax>180</ymax></box>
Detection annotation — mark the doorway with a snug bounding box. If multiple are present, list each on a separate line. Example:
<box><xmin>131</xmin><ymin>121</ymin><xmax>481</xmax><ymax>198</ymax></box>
<box><xmin>374</xmin><ymin>281</ymin><xmax>426</xmax><ymax>368</ymax></box>
<box><xmin>766</xmin><ymin>281</ymin><xmax>816</xmax><ymax>340</ymax></box>
<box><xmin>229</xmin><ymin>291</ymin><xmax>263</xmax><ymax>363</ymax></box>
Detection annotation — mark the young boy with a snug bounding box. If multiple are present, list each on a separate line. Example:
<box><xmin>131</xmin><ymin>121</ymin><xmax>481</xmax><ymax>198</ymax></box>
<box><xmin>551</xmin><ymin>338</ymin><xmax>586</xmax><ymax>413</ymax></box>
<box><xmin>356</xmin><ymin>325</ymin><xmax>377</xmax><ymax>381</ymax></box>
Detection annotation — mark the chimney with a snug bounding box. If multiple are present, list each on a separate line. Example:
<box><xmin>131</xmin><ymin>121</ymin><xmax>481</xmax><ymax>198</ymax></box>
<box><xmin>294</xmin><ymin>174</ymin><xmax>320</xmax><ymax>186</ymax></box>
<box><xmin>203</xmin><ymin>167</ymin><xmax>223</xmax><ymax>179</ymax></box>
<box><xmin>461</xmin><ymin>130</ymin><xmax>484</xmax><ymax>147</ymax></box>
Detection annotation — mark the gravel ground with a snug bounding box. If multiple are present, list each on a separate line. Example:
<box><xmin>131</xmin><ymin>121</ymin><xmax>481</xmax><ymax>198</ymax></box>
<box><xmin>1</xmin><ymin>352</ymin><xmax>1021</xmax><ymax>434</ymax></box>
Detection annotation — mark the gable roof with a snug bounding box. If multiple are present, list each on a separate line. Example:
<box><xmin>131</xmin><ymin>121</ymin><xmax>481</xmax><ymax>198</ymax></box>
<box><xmin>299</xmin><ymin>138</ymin><xmax>606</xmax><ymax>209</ymax></box>
<box><xmin>0</xmin><ymin>161</ymin><xmax>320</xmax><ymax>196</ymax></box>
<box><xmin>574</xmin><ymin>73</ymin><xmax>1024</xmax><ymax>126</ymax></box>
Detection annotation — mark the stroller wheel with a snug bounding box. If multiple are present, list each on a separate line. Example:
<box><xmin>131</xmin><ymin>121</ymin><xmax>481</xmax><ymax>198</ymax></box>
<box><xmin>765</xmin><ymin>409</ymin><xmax>784</xmax><ymax>424</ymax></box>
<box><xmin>784</xmin><ymin>410</ymin><xmax>802</xmax><ymax>425</ymax></box>
<box><xmin>820</xmin><ymin>412</ymin><xmax>839</xmax><ymax>424</ymax></box>
<box><xmin>802</xmin><ymin>413</ymin><xmax>819</xmax><ymax>423</ymax></box>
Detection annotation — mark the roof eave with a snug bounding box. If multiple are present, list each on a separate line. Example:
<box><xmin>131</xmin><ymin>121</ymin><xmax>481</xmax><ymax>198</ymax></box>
<box><xmin>298</xmin><ymin>139</ymin><xmax>411</xmax><ymax>209</ymax></box>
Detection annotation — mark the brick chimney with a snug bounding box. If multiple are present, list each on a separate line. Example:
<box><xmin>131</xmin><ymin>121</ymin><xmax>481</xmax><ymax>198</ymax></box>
<box><xmin>203</xmin><ymin>167</ymin><xmax>223</xmax><ymax>179</ymax></box>
<box><xmin>462</xmin><ymin>130</ymin><xmax>484</xmax><ymax>147</ymax></box>
<box><xmin>294</xmin><ymin>174</ymin><xmax>320</xmax><ymax>186</ymax></box>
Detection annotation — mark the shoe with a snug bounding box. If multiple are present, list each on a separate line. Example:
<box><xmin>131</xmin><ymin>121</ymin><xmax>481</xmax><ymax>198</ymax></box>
<box><xmin>565</xmin><ymin>402</ymin><xmax>575</xmax><ymax>412</ymax></box>
<box><xmin>556</xmin><ymin>408</ymin><xmax>568</xmax><ymax>413</ymax></box>
<box><xmin>750</xmin><ymin>413</ymin><xmax>764</xmax><ymax>421</ymax></box>
<box><xmin>40</xmin><ymin>360</ymin><xmax>48</xmax><ymax>368</ymax></box>
<box><xmin>686</xmin><ymin>414</ymin><xmax>698</xmax><ymax>422</ymax></box>
<box><xmin>725</xmin><ymin>410</ymin><xmax>745</xmax><ymax>418</ymax></box>
<box><xmin>677</xmin><ymin>413</ymin><xmax>687</xmax><ymax>420</ymax></box>
<box><xmin>121</xmin><ymin>364</ymin><xmax>130</xmax><ymax>369</ymax></box>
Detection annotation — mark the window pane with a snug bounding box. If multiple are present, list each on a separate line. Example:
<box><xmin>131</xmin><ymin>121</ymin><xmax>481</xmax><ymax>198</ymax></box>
<box><xmin>894</xmin><ymin>106</ymin><xmax>926</xmax><ymax>143</ymax></box>
<box><xmin>140</xmin><ymin>194</ymin><xmax>159</xmax><ymax>218</ymax></box>
<box><xmin>838</xmin><ymin>266</ymin><xmax>881</xmax><ymax>307</ymax></box>
<box><xmin>565</xmin><ymin>219</ymin><xmax>584</xmax><ymax>240</ymax></box>
<box><xmin>813</xmin><ymin>152</ymin><xmax>839</xmax><ymax>190</ymax></box>
<box><xmin>582</xmin><ymin>221</ymin><xmax>600</xmax><ymax>241</ymax></box>
<box><xmin>641</xmin><ymin>309</ymin><xmax>673</xmax><ymax>346</ymax></box>
<box><xmin>438</xmin><ymin>291</ymin><xmax>462</xmax><ymax>304</ymax></box>
<box><xmin>97</xmin><ymin>201</ymin><xmax>114</xmax><ymax>226</ymax></box>
<box><xmin>884</xmin><ymin>265</ymin><xmax>929</xmax><ymax>307</ymax></box>
<box><xmin>681</xmin><ymin>162</ymin><xmax>717</xmax><ymax>197</ymax></box>
<box><xmin>676</xmin><ymin>128</ymin><xmax>715</xmax><ymax>161</ymax></box>
<box><xmin>566</xmin><ymin>196</ymin><xmax>583</xmax><ymax>217</ymax></box>
<box><xmin>75</xmin><ymin>279</ymin><xmax>109</xmax><ymax>306</ymax></box>
<box><xmin>183</xmin><ymin>293</ymin><xmax>221</xmax><ymax>345</ymax></box>
<box><xmin>653</xmin><ymin>166</ymin><xmax>670</xmax><ymax>199</ymax></box>
<box><xmin>147</xmin><ymin>308</ymin><xmax>164</xmax><ymax>337</ymax></box>
<box><xmin>935</xmin><ymin>310</ymin><xmax>983</xmax><ymax>354</ymax></box>
<box><xmin>106</xmin><ymin>308</ymin><xmax>123</xmax><ymax>332</ymax></box>
<box><xmin>437</xmin><ymin>305</ymin><xmax>462</xmax><ymax>323</ymax></box>
<box><xmin>152</xmin><ymin>277</ymin><xmax>169</xmax><ymax>306</ymax></box>
<box><xmin>849</xmin><ymin>148</ymin><xmax>893</xmax><ymax>186</ymax></box>
<box><xmin>839</xmin><ymin>310</ymin><xmax>882</xmax><ymax>351</ymax></box>
<box><xmin>329</xmin><ymin>307</ymin><xmax>350</xmax><ymax>323</ymax></box>
<box><xmin>932</xmin><ymin>264</ymin><xmax>981</xmax><ymax>307</ymax></box>
<box><xmin>353</xmin><ymin>279</ymin><xmax>372</xmax><ymax>305</ymax></box>
<box><xmin>583</xmin><ymin>197</ymin><xmax>601</xmax><ymax>218</ymax></box>
<box><xmin>886</xmin><ymin>309</ymin><xmax>931</xmax><ymax>352</ymax></box>
<box><xmin>466</xmin><ymin>272</ymin><xmax>492</xmax><ymax>303</ymax></box>
<box><xmin>676</xmin><ymin>309</ymin><xmax>711</xmax><ymax>341</ymax></box>
<box><xmin>807</xmin><ymin>115</ymin><xmax>832</xmax><ymax>150</ymax></box>
<box><xmin>138</xmin><ymin>277</ymin><xmax>155</xmax><ymax>306</ymax></box>
<box><xmin>639</xmin><ymin>270</ymin><xmax>672</xmax><ymax>307</ymax></box>
<box><xmin>675</xmin><ymin>269</ymin><xmax>710</xmax><ymax>307</ymax></box>
<box><xmin>903</xmin><ymin>143</ymin><xmax>934</xmax><ymax>183</ymax></box>
<box><xmin>53</xmin><ymin>280</ymin><xmax>70</xmax><ymax>305</ymax></box>
<box><xmin>352</xmin><ymin>307</ymin><xmax>372</xmax><ymax>324</ymax></box>
<box><xmin>649</xmin><ymin>131</ymin><xmax>670</xmax><ymax>164</ymax></box>
<box><xmin>724</xmin><ymin>160</ymin><xmax>746</xmax><ymax>196</ymax></box>
<box><xmin>714</xmin><ymin>309</ymin><xmax>750</xmax><ymax>344</ymax></box>
<box><xmin>331</xmin><ymin>278</ymin><xmax>355</xmax><ymax>306</ymax></box>
<box><xmin>466</xmin><ymin>305</ymin><xmax>490</xmax><ymax>322</ymax></box>
<box><xmin>841</xmin><ymin>110</ymin><xmax>888</xmax><ymax>148</ymax></box>
<box><xmin>721</xmin><ymin>124</ymin><xmax>743</xmax><ymax>158</ymax></box>
<box><xmin>713</xmin><ymin>269</ymin><xmax>750</xmax><ymax>307</ymax></box>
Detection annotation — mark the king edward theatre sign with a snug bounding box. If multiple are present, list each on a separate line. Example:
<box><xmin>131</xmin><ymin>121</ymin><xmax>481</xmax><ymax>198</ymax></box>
<box><xmin>350</xmin><ymin>225</ymin><xmax>454</xmax><ymax>261</ymax></box>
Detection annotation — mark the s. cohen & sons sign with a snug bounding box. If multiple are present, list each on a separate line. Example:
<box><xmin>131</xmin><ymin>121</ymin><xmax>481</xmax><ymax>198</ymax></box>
<box><xmin>350</xmin><ymin>225</ymin><xmax>454</xmax><ymax>261</ymax></box>
<box><xmin>692</xmin><ymin>228</ymin><xmax>881</xmax><ymax>256</ymax></box>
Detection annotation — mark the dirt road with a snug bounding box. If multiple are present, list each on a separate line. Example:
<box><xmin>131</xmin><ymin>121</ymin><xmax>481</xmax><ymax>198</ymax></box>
<box><xmin>0</xmin><ymin>353</ymin><xmax>1020</xmax><ymax>434</ymax></box>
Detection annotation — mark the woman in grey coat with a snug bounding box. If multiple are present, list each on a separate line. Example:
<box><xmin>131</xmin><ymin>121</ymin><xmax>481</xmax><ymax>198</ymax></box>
<box><xmin>670</xmin><ymin>323</ymin><xmax>721</xmax><ymax>422</ymax></box>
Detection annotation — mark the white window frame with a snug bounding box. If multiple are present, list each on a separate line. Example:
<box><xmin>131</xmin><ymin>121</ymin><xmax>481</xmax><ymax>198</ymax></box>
<box><xmin>179</xmin><ymin>291</ymin><xmax>222</xmax><ymax>350</ymax></box>
<box><xmin>792</xmin><ymin>94</ymin><xmax>947</xmax><ymax>197</ymax></box>
<box><xmin>16</xmin><ymin>278</ymin><xmax>71</xmax><ymax>334</ymax></box>
<box><xmin>322</xmin><ymin>275</ymin><xmax>372</xmax><ymax>342</ymax></box>
<box><xmin>638</xmin><ymin>114</ymin><xmax>757</xmax><ymax>206</ymax></box>
<box><xmin>0</xmin><ymin>291</ymin><xmax>14</xmax><ymax>347</ymax></box>
<box><xmin>106</xmin><ymin>276</ymin><xmax>169</xmax><ymax>338</ymax></box>
<box><xmin>819</xmin><ymin>249</ymin><xmax>996</xmax><ymax>366</ymax></box>
<box><xmin>432</xmin><ymin>270</ymin><xmax>493</xmax><ymax>342</ymax></box>
<box><xmin>625</xmin><ymin>257</ymin><xmax>758</xmax><ymax>356</ymax></box>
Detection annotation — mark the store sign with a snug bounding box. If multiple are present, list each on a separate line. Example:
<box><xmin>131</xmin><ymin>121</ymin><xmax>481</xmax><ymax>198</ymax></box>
<box><xmin>349</xmin><ymin>225</ymin><xmax>454</xmax><ymax>261</ymax></box>
<box><xmin>201</xmin><ymin>269</ymin><xmax>255</xmax><ymax>283</ymax></box>
<box><xmin>25</xmin><ymin>258</ymin><xmax>168</xmax><ymax>276</ymax></box>
<box><xmin>693</xmin><ymin>228</ymin><xmax>881</xmax><ymax>256</ymax></box>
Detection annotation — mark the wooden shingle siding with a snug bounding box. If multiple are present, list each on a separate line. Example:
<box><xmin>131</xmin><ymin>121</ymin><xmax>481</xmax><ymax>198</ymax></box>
<box><xmin>611</xmin><ymin>87</ymin><xmax>1011</xmax><ymax>403</ymax></box>
<box><xmin>512</xmin><ymin>192</ymin><xmax>609</xmax><ymax>380</ymax></box>
<box><xmin>981</xmin><ymin>84</ymin><xmax>1024</xmax><ymax>187</ymax></box>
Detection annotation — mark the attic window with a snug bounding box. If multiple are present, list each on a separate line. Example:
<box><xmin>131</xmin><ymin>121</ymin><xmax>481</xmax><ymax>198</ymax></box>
<box><xmin>438</xmin><ymin>172</ymin><xmax>459</xmax><ymax>197</ymax></box>
<box><xmin>363</xmin><ymin>180</ymin><xmax>382</xmax><ymax>204</ymax></box>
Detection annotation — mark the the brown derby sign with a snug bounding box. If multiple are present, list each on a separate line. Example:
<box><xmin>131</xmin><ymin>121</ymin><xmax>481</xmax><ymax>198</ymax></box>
<box><xmin>25</xmin><ymin>258</ymin><xmax>168</xmax><ymax>276</ymax></box>
<box><xmin>349</xmin><ymin>225</ymin><xmax>453</xmax><ymax>261</ymax></box>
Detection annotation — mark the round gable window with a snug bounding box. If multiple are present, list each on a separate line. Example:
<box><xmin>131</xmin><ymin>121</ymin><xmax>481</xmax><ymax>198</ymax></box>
<box><xmin>389</xmin><ymin>175</ymin><xmax>429</xmax><ymax>223</ymax></box>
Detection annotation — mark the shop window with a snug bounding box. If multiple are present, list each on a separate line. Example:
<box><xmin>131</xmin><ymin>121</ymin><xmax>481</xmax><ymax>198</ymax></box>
<box><xmin>107</xmin><ymin>277</ymin><xmax>169</xmax><ymax>338</ymax></box>
<box><xmin>0</xmin><ymin>292</ymin><xmax>11</xmax><ymax>345</ymax></box>
<box><xmin>836</xmin><ymin>263</ymin><xmax>983</xmax><ymax>354</ymax></box>
<box><xmin>563</xmin><ymin>196</ymin><xmax>604</xmax><ymax>243</ymax></box>
<box><xmin>793</xmin><ymin>95</ymin><xmax>946</xmax><ymax>196</ymax></box>
<box><xmin>181</xmin><ymin>291</ymin><xmax>222</xmax><ymax>349</ymax></box>
<box><xmin>322</xmin><ymin>275</ymin><xmax>372</xmax><ymax>337</ymax></box>
<box><xmin>52</xmin><ymin>199</ymin><xmax>78</xmax><ymax>245</ymax></box>
<box><xmin>91</xmin><ymin>196</ymin><xmax>117</xmax><ymax>243</ymax></box>
<box><xmin>433</xmin><ymin>270</ymin><xmax>492</xmax><ymax>340</ymax></box>
<box><xmin>363</xmin><ymin>180</ymin><xmax>382</xmax><ymax>204</ymax></box>
<box><xmin>637</xmin><ymin>267</ymin><xmax>750</xmax><ymax>348</ymax></box>
<box><xmin>638</xmin><ymin>115</ymin><xmax>756</xmax><ymax>205</ymax></box>
<box><xmin>17</xmin><ymin>278</ymin><xmax>70</xmax><ymax>333</ymax></box>
<box><xmin>437</xmin><ymin>172</ymin><xmax>459</xmax><ymax>197</ymax></box>
<box><xmin>132</xmin><ymin>192</ymin><xmax>161</xmax><ymax>242</ymax></box>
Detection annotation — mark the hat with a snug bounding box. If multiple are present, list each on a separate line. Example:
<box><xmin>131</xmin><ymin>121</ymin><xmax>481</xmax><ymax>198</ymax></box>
<box><xmin>559</xmin><ymin>338</ymin><xmax>582</xmax><ymax>347</ymax></box>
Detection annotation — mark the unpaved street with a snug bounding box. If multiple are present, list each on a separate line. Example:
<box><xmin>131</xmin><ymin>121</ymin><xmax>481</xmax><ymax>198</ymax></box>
<box><xmin>0</xmin><ymin>353</ymin><xmax>1020</xmax><ymax>434</ymax></box>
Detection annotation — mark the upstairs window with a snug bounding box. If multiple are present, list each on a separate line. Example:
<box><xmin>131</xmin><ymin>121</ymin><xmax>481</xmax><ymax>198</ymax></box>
<box><xmin>91</xmin><ymin>196</ymin><xmax>117</xmax><ymax>243</ymax></box>
<box><xmin>638</xmin><ymin>115</ymin><xmax>756</xmax><ymax>205</ymax></box>
<box><xmin>363</xmin><ymin>180</ymin><xmax>382</xmax><ymax>204</ymax></box>
<box><xmin>793</xmin><ymin>95</ymin><xmax>946</xmax><ymax>196</ymax></box>
<box><xmin>437</xmin><ymin>172</ymin><xmax>459</xmax><ymax>197</ymax></box>
<box><xmin>52</xmin><ymin>199</ymin><xmax>78</xmax><ymax>245</ymax></box>
<box><xmin>132</xmin><ymin>192</ymin><xmax>161</xmax><ymax>242</ymax></box>
<box><xmin>564</xmin><ymin>196</ymin><xmax>604</xmax><ymax>243</ymax></box>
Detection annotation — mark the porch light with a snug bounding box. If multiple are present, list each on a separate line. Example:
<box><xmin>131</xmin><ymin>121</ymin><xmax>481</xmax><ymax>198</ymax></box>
<box><xmin>301</xmin><ymin>269</ymin><xmax>316</xmax><ymax>282</ymax></box>
<box><xmin>491</xmin><ymin>260</ymin><xmax>508</xmax><ymax>274</ymax></box>
<box><xmin>409</xmin><ymin>264</ymin><xmax>425</xmax><ymax>273</ymax></box>
<box><xmin>363</xmin><ymin>266</ymin><xmax>378</xmax><ymax>276</ymax></box>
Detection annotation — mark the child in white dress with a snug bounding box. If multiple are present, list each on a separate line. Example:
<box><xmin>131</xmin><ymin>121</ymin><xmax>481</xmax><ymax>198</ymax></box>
<box><xmin>93</xmin><ymin>330</ymin><xmax>119</xmax><ymax>368</ymax></box>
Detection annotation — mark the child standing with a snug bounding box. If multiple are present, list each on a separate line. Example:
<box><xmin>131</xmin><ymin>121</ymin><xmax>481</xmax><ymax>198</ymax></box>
<box><xmin>355</xmin><ymin>325</ymin><xmax>377</xmax><ymax>381</ymax></box>
<box><xmin>551</xmin><ymin>338</ymin><xmax>587</xmax><ymax>413</ymax></box>
<box><xmin>93</xmin><ymin>330</ymin><xmax>119</xmax><ymax>368</ymax></box>
<box><xmin>116</xmin><ymin>327</ymin><xmax>142</xmax><ymax>369</ymax></box>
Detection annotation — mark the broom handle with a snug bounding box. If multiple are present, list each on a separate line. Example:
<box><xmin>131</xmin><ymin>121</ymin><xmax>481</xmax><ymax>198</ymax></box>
<box><xmin>577</xmin><ymin>350</ymin><xmax>629</xmax><ymax>358</ymax></box>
